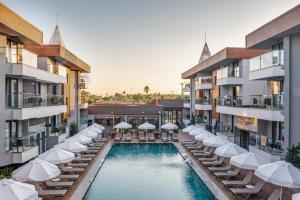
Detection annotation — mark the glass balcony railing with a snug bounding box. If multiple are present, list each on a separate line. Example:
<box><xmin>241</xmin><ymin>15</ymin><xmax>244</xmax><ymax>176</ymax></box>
<box><xmin>218</xmin><ymin>96</ymin><xmax>243</xmax><ymax>107</ymax></box>
<box><xmin>196</xmin><ymin>77</ymin><xmax>212</xmax><ymax>85</ymax></box>
<box><xmin>51</xmin><ymin>124</ymin><xmax>67</xmax><ymax>136</ymax></box>
<box><xmin>195</xmin><ymin>98</ymin><xmax>211</xmax><ymax>105</ymax></box>
<box><xmin>250</xmin><ymin>94</ymin><xmax>284</xmax><ymax>110</ymax></box>
<box><xmin>80</xmin><ymin>116</ymin><xmax>88</xmax><ymax>125</ymax></box>
<box><xmin>217</xmin><ymin>66</ymin><xmax>241</xmax><ymax>80</ymax></box>
<box><xmin>4</xmin><ymin>46</ymin><xmax>38</xmax><ymax>68</ymax></box>
<box><xmin>10</xmin><ymin>132</ymin><xmax>38</xmax><ymax>153</ymax></box>
<box><xmin>249</xmin><ymin>132</ymin><xmax>284</xmax><ymax>155</ymax></box>
<box><xmin>250</xmin><ymin>50</ymin><xmax>284</xmax><ymax>72</ymax></box>
<box><xmin>7</xmin><ymin>93</ymin><xmax>65</xmax><ymax>108</ymax></box>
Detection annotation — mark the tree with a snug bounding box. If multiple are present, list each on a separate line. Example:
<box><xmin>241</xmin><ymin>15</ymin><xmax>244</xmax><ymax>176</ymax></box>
<box><xmin>285</xmin><ymin>143</ymin><xmax>300</xmax><ymax>169</ymax></box>
<box><xmin>69</xmin><ymin>121</ymin><xmax>78</xmax><ymax>136</ymax></box>
<box><xmin>144</xmin><ymin>86</ymin><xmax>150</xmax><ymax>95</ymax></box>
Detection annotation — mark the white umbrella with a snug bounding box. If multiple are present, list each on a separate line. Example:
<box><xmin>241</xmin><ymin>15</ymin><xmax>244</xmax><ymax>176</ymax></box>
<box><xmin>182</xmin><ymin>125</ymin><xmax>195</xmax><ymax>133</ymax></box>
<box><xmin>38</xmin><ymin>147</ymin><xmax>75</xmax><ymax>164</ymax></box>
<box><xmin>12</xmin><ymin>158</ymin><xmax>61</xmax><ymax>182</ymax></box>
<box><xmin>293</xmin><ymin>193</ymin><xmax>300</xmax><ymax>200</ymax></box>
<box><xmin>86</xmin><ymin>126</ymin><xmax>102</xmax><ymax>134</ymax></box>
<box><xmin>138</xmin><ymin>122</ymin><xmax>156</xmax><ymax>130</ymax></box>
<box><xmin>189</xmin><ymin>128</ymin><xmax>202</xmax><ymax>136</ymax></box>
<box><xmin>161</xmin><ymin>122</ymin><xmax>178</xmax><ymax>130</ymax></box>
<box><xmin>114</xmin><ymin>121</ymin><xmax>132</xmax><ymax>129</ymax></box>
<box><xmin>0</xmin><ymin>179</ymin><xmax>38</xmax><ymax>200</ymax></box>
<box><xmin>91</xmin><ymin>123</ymin><xmax>105</xmax><ymax>130</ymax></box>
<box><xmin>215</xmin><ymin>143</ymin><xmax>248</xmax><ymax>158</ymax></box>
<box><xmin>230</xmin><ymin>152</ymin><xmax>270</xmax><ymax>170</ymax></box>
<box><xmin>79</xmin><ymin>130</ymin><xmax>98</xmax><ymax>139</ymax></box>
<box><xmin>195</xmin><ymin>132</ymin><xmax>215</xmax><ymax>141</ymax></box>
<box><xmin>68</xmin><ymin>135</ymin><xmax>92</xmax><ymax>144</ymax></box>
<box><xmin>55</xmin><ymin>140</ymin><xmax>88</xmax><ymax>153</ymax></box>
<box><xmin>203</xmin><ymin>136</ymin><xmax>229</xmax><ymax>148</ymax></box>
<box><xmin>255</xmin><ymin>161</ymin><xmax>300</xmax><ymax>200</ymax></box>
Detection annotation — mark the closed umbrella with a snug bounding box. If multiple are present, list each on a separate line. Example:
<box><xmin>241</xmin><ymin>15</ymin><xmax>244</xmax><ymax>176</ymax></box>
<box><xmin>79</xmin><ymin>130</ymin><xmax>98</xmax><ymax>139</ymax></box>
<box><xmin>38</xmin><ymin>147</ymin><xmax>75</xmax><ymax>164</ymax></box>
<box><xmin>55</xmin><ymin>140</ymin><xmax>87</xmax><ymax>153</ymax></box>
<box><xmin>161</xmin><ymin>122</ymin><xmax>178</xmax><ymax>130</ymax></box>
<box><xmin>12</xmin><ymin>158</ymin><xmax>61</xmax><ymax>182</ymax></box>
<box><xmin>215</xmin><ymin>143</ymin><xmax>247</xmax><ymax>158</ymax></box>
<box><xmin>0</xmin><ymin>179</ymin><xmax>38</xmax><ymax>200</ymax></box>
<box><xmin>138</xmin><ymin>122</ymin><xmax>156</xmax><ymax>130</ymax></box>
<box><xmin>182</xmin><ymin>125</ymin><xmax>195</xmax><ymax>133</ymax></box>
<box><xmin>195</xmin><ymin>132</ymin><xmax>215</xmax><ymax>141</ymax></box>
<box><xmin>230</xmin><ymin>152</ymin><xmax>270</xmax><ymax>170</ymax></box>
<box><xmin>255</xmin><ymin>161</ymin><xmax>300</xmax><ymax>200</ymax></box>
<box><xmin>114</xmin><ymin>122</ymin><xmax>132</xmax><ymax>129</ymax></box>
<box><xmin>68</xmin><ymin>135</ymin><xmax>92</xmax><ymax>144</ymax></box>
<box><xmin>203</xmin><ymin>136</ymin><xmax>229</xmax><ymax>148</ymax></box>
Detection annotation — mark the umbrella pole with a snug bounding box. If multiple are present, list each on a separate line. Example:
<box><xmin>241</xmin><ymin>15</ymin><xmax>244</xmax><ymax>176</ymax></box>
<box><xmin>280</xmin><ymin>186</ymin><xmax>282</xmax><ymax>200</ymax></box>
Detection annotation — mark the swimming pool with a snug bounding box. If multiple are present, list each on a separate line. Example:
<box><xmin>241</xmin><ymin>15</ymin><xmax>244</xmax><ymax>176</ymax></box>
<box><xmin>84</xmin><ymin>143</ymin><xmax>215</xmax><ymax>200</ymax></box>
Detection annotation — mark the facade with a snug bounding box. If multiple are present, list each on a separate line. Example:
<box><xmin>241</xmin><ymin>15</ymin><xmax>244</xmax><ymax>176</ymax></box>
<box><xmin>181</xmin><ymin>5</ymin><xmax>300</xmax><ymax>160</ymax></box>
<box><xmin>0</xmin><ymin>3</ymin><xmax>91</xmax><ymax>167</ymax></box>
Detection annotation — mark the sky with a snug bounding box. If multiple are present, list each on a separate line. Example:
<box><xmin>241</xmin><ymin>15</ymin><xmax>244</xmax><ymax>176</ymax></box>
<box><xmin>1</xmin><ymin>0</ymin><xmax>300</xmax><ymax>95</ymax></box>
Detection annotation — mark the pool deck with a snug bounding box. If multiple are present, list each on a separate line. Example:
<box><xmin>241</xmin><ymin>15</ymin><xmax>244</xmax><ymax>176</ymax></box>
<box><xmin>64</xmin><ymin>142</ymin><xmax>113</xmax><ymax>200</ymax></box>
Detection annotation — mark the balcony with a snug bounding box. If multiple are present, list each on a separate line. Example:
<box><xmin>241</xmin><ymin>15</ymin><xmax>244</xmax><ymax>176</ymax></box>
<box><xmin>217</xmin><ymin>66</ymin><xmax>242</xmax><ymax>86</ymax></box>
<box><xmin>5</xmin><ymin>47</ymin><xmax>67</xmax><ymax>84</ymax></box>
<box><xmin>183</xmin><ymin>99</ymin><xmax>190</xmax><ymax>108</ymax></box>
<box><xmin>195</xmin><ymin>99</ymin><xmax>212</xmax><ymax>110</ymax></box>
<box><xmin>47</xmin><ymin>124</ymin><xmax>67</xmax><ymax>148</ymax></box>
<box><xmin>217</xmin><ymin>94</ymin><xmax>284</xmax><ymax>121</ymax></box>
<box><xmin>182</xmin><ymin>83</ymin><xmax>191</xmax><ymax>93</ymax></box>
<box><xmin>11</xmin><ymin>134</ymin><xmax>39</xmax><ymax>164</ymax></box>
<box><xmin>249</xmin><ymin>50</ymin><xmax>284</xmax><ymax>80</ymax></box>
<box><xmin>195</xmin><ymin>77</ymin><xmax>212</xmax><ymax>90</ymax></box>
<box><xmin>7</xmin><ymin>93</ymin><xmax>67</xmax><ymax>120</ymax></box>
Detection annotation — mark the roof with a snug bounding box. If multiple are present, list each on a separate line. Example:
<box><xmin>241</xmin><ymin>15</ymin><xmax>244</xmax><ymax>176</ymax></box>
<box><xmin>157</xmin><ymin>99</ymin><xmax>184</xmax><ymax>109</ymax></box>
<box><xmin>25</xmin><ymin>44</ymin><xmax>91</xmax><ymax>73</ymax></box>
<box><xmin>246</xmin><ymin>4</ymin><xmax>300</xmax><ymax>48</ymax></box>
<box><xmin>49</xmin><ymin>25</ymin><xmax>65</xmax><ymax>47</ymax></box>
<box><xmin>182</xmin><ymin>47</ymin><xmax>266</xmax><ymax>79</ymax></box>
<box><xmin>0</xmin><ymin>3</ymin><xmax>43</xmax><ymax>45</ymax></box>
<box><xmin>88</xmin><ymin>104</ymin><xmax>163</xmax><ymax>115</ymax></box>
<box><xmin>199</xmin><ymin>42</ymin><xmax>211</xmax><ymax>63</ymax></box>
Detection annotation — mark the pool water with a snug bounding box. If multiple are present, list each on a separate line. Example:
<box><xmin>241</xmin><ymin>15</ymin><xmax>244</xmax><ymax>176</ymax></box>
<box><xmin>84</xmin><ymin>143</ymin><xmax>215</xmax><ymax>200</ymax></box>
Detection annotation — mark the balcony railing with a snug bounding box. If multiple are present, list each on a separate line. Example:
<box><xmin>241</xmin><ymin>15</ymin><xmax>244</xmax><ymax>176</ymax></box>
<box><xmin>80</xmin><ymin>116</ymin><xmax>89</xmax><ymax>125</ymax></box>
<box><xmin>4</xmin><ymin>46</ymin><xmax>38</xmax><ymax>68</ymax></box>
<box><xmin>51</xmin><ymin>124</ymin><xmax>67</xmax><ymax>136</ymax></box>
<box><xmin>250</xmin><ymin>50</ymin><xmax>284</xmax><ymax>72</ymax></box>
<box><xmin>218</xmin><ymin>94</ymin><xmax>283</xmax><ymax>110</ymax></box>
<box><xmin>10</xmin><ymin>132</ymin><xmax>38</xmax><ymax>153</ymax></box>
<box><xmin>7</xmin><ymin>93</ymin><xmax>64</xmax><ymax>108</ymax></box>
<box><xmin>248</xmin><ymin>132</ymin><xmax>284</xmax><ymax>155</ymax></box>
<box><xmin>195</xmin><ymin>98</ymin><xmax>211</xmax><ymax>105</ymax></box>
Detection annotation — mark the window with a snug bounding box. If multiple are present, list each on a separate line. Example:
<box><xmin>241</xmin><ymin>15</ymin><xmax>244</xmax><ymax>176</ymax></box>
<box><xmin>5</xmin><ymin>121</ymin><xmax>18</xmax><ymax>152</ymax></box>
<box><xmin>6</xmin><ymin>77</ymin><xmax>18</xmax><ymax>108</ymax></box>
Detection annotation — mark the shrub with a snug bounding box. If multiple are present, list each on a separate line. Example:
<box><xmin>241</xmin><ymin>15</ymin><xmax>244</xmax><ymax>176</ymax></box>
<box><xmin>0</xmin><ymin>166</ymin><xmax>14</xmax><ymax>180</ymax></box>
<box><xmin>285</xmin><ymin>143</ymin><xmax>300</xmax><ymax>169</ymax></box>
<box><xmin>69</xmin><ymin>121</ymin><xmax>78</xmax><ymax>136</ymax></box>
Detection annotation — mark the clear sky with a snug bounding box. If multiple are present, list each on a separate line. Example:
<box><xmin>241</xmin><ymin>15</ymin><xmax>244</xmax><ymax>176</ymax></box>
<box><xmin>1</xmin><ymin>0</ymin><xmax>300</xmax><ymax>95</ymax></box>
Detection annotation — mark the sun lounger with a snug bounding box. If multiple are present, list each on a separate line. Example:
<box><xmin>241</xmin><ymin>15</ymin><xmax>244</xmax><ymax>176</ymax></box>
<box><xmin>139</xmin><ymin>132</ymin><xmax>145</xmax><ymax>142</ymax></box>
<box><xmin>126</xmin><ymin>132</ymin><xmax>132</xmax><ymax>142</ymax></box>
<box><xmin>115</xmin><ymin>132</ymin><xmax>122</xmax><ymax>142</ymax></box>
<box><xmin>191</xmin><ymin>146</ymin><xmax>208</xmax><ymax>154</ymax></box>
<box><xmin>203</xmin><ymin>156</ymin><xmax>225</xmax><ymax>166</ymax></box>
<box><xmin>230</xmin><ymin>179</ymin><xmax>265</xmax><ymax>199</ymax></box>
<box><xmin>68</xmin><ymin>162</ymin><xmax>88</xmax><ymax>168</ymax></box>
<box><xmin>58</xmin><ymin>174</ymin><xmax>79</xmax><ymax>181</ymax></box>
<box><xmin>60</xmin><ymin>166</ymin><xmax>84</xmax><ymax>174</ymax></box>
<box><xmin>94</xmin><ymin>138</ymin><xmax>108</xmax><ymax>143</ymax></box>
<box><xmin>85</xmin><ymin>149</ymin><xmax>99</xmax><ymax>154</ymax></box>
<box><xmin>162</xmin><ymin>132</ymin><xmax>168</xmax><ymax>142</ymax></box>
<box><xmin>172</xmin><ymin>133</ymin><xmax>179</xmax><ymax>142</ymax></box>
<box><xmin>148</xmin><ymin>132</ymin><xmax>155</xmax><ymax>142</ymax></box>
<box><xmin>183</xmin><ymin>141</ymin><xmax>201</xmax><ymax>146</ymax></box>
<box><xmin>88</xmin><ymin>146</ymin><xmax>101</xmax><ymax>151</ymax></box>
<box><xmin>198</xmin><ymin>155</ymin><xmax>217</xmax><ymax>162</ymax></box>
<box><xmin>121</xmin><ymin>133</ymin><xmax>126</xmax><ymax>141</ymax></box>
<box><xmin>208</xmin><ymin>164</ymin><xmax>231</xmax><ymax>172</ymax></box>
<box><xmin>187</xmin><ymin>144</ymin><xmax>205</xmax><ymax>150</ymax></box>
<box><xmin>193</xmin><ymin>148</ymin><xmax>214</xmax><ymax>158</ymax></box>
<box><xmin>181</xmin><ymin>140</ymin><xmax>196</xmax><ymax>145</ymax></box>
<box><xmin>36</xmin><ymin>185</ymin><xmax>67</xmax><ymax>198</ymax></box>
<box><xmin>267</xmin><ymin>189</ymin><xmax>281</xmax><ymax>200</ymax></box>
<box><xmin>215</xmin><ymin>167</ymin><xmax>240</xmax><ymax>178</ymax></box>
<box><xmin>222</xmin><ymin>171</ymin><xmax>253</xmax><ymax>187</ymax></box>
<box><xmin>45</xmin><ymin>180</ymin><xmax>74</xmax><ymax>188</ymax></box>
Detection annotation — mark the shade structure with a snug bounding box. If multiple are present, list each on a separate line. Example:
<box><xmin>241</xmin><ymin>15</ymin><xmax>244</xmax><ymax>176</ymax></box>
<box><xmin>255</xmin><ymin>161</ymin><xmax>300</xmax><ymax>188</ymax></box>
<box><xmin>161</xmin><ymin>122</ymin><xmax>178</xmax><ymax>130</ymax></box>
<box><xmin>215</xmin><ymin>143</ymin><xmax>248</xmax><ymax>158</ymax></box>
<box><xmin>68</xmin><ymin>135</ymin><xmax>92</xmax><ymax>144</ymax></box>
<box><xmin>203</xmin><ymin>136</ymin><xmax>229</xmax><ymax>148</ymax></box>
<box><xmin>230</xmin><ymin>152</ymin><xmax>270</xmax><ymax>170</ymax></box>
<box><xmin>91</xmin><ymin>123</ymin><xmax>105</xmax><ymax>130</ymax></box>
<box><xmin>86</xmin><ymin>126</ymin><xmax>102</xmax><ymax>134</ymax></box>
<box><xmin>38</xmin><ymin>147</ymin><xmax>75</xmax><ymax>164</ymax></box>
<box><xmin>195</xmin><ymin>132</ymin><xmax>215</xmax><ymax>141</ymax></box>
<box><xmin>182</xmin><ymin>125</ymin><xmax>195</xmax><ymax>133</ymax></box>
<box><xmin>114</xmin><ymin>121</ymin><xmax>132</xmax><ymax>129</ymax></box>
<box><xmin>293</xmin><ymin>193</ymin><xmax>300</xmax><ymax>200</ymax></box>
<box><xmin>189</xmin><ymin>128</ymin><xmax>202</xmax><ymax>136</ymax></box>
<box><xmin>55</xmin><ymin>140</ymin><xmax>88</xmax><ymax>153</ymax></box>
<box><xmin>0</xmin><ymin>179</ymin><xmax>38</xmax><ymax>200</ymax></box>
<box><xmin>79</xmin><ymin>130</ymin><xmax>99</xmax><ymax>139</ymax></box>
<box><xmin>138</xmin><ymin>122</ymin><xmax>156</xmax><ymax>130</ymax></box>
<box><xmin>12</xmin><ymin>158</ymin><xmax>61</xmax><ymax>182</ymax></box>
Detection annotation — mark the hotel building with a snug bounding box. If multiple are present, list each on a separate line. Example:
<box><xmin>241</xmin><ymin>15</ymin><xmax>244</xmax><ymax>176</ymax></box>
<box><xmin>182</xmin><ymin>4</ymin><xmax>300</xmax><ymax>161</ymax></box>
<box><xmin>0</xmin><ymin>3</ymin><xmax>91</xmax><ymax>167</ymax></box>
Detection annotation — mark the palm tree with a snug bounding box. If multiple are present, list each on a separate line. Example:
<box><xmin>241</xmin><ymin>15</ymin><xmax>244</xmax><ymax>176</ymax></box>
<box><xmin>144</xmin><ymin>86</ymin><xmax>150</xmax><ymax>95</ymax></box>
